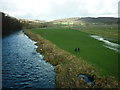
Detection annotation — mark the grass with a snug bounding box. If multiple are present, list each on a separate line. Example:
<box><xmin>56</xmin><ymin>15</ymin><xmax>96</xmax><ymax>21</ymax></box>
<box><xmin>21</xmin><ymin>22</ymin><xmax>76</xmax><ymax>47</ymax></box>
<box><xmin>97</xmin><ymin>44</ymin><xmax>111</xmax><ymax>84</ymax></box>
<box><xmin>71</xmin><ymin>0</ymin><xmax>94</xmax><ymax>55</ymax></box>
<box><xmin>24</xmin><ymin>30</ymin><xmax>118</xmax><ymax>88</ymax></box>
<box><xmin>72</xmin><ymin>24</ymin><xmax>119</xmax><ymax>43</ymax></box>
<box><xmin>30</xmin><ymin>28</ymin><xmax>118</xmax><ymax>78</ymax></box>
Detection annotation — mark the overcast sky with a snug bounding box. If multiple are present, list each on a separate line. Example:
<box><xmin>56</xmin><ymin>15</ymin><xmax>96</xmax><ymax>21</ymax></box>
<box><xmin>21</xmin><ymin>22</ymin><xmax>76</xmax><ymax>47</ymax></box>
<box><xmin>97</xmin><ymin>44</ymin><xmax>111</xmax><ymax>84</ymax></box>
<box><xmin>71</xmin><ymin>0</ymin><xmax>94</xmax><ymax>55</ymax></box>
<box><xmin>0</xmin><ymin>0</ymin><xmax>119</xmax><ymax>21</ymax></box>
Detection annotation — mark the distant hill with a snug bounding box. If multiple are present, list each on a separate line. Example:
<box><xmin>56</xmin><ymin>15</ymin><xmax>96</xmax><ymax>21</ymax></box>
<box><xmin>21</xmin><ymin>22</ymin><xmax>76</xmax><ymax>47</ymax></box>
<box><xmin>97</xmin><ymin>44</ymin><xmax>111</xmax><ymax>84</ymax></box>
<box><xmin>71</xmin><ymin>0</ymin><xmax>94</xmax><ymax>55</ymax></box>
<box><xmin>77</xmin><ymin>17</ymin><xmax>118</xmax><ymax>24</ymax></box>
<box><xmin>51</xmin><ymin>17</ymin><xmax>118</xmax><ymax>25</ymax></box>
<box><xmin>19</xmin><ymin>19</ymin><xmax>45</xmax><ymax>23</ymax></box>
<box><xmin>19</xmin><ymin>19</ymin><xmax>47</xmax><ymax>29</ymax></box>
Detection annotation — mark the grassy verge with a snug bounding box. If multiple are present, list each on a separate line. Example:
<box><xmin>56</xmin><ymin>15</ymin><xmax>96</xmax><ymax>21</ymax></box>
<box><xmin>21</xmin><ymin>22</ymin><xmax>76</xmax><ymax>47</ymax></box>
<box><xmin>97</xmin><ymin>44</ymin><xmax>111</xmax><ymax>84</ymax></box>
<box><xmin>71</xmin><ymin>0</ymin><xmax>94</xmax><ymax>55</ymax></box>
<box><xmin>24</xmin><ymin>29</ymin><xmax>118</xmax><ymax>88</ymax></box>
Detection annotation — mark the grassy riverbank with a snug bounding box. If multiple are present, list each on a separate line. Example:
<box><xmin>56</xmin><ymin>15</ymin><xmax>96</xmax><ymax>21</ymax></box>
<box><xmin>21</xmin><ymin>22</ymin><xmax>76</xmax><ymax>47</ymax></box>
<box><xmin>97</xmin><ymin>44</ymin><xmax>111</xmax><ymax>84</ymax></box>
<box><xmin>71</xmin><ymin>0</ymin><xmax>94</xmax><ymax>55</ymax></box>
<box><xmin>30</xmin><ymin>28</ymin><xmax>118</xmax><ymax>77</ymax></box>
<box><xmin>24</xmin><ymin>29</ymin><xmax>118</xmax><ymax>88</ymax></box>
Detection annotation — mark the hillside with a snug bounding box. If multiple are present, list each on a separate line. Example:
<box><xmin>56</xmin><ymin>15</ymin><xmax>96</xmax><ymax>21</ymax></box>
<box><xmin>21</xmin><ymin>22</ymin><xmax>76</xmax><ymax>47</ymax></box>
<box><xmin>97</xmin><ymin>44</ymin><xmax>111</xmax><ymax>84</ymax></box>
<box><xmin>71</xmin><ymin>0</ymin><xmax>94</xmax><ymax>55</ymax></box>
<box><xmin>51</xmin><ymin>17</ymin><xmax>118</xmax><ymax>25</ymax></box>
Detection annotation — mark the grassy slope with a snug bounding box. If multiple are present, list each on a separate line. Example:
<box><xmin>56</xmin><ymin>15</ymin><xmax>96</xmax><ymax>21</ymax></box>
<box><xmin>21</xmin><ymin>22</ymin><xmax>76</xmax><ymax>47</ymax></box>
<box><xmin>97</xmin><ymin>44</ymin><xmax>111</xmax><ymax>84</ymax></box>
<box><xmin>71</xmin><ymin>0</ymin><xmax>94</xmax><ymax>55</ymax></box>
<box><xmin>31</xmin><ymin>28</ymin><xmax>118</xmax><ymax>78</ymax></box>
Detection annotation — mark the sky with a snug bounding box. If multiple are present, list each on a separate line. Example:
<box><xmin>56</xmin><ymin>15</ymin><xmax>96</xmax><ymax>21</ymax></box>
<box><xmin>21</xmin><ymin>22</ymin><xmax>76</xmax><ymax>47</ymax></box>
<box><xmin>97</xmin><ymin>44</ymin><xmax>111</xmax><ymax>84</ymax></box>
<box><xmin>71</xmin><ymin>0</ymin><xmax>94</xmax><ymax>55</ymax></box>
<box><xmin>0</xmin><ymin>0</ymin><xmax>119</xmax><ymax>21</ymax></box>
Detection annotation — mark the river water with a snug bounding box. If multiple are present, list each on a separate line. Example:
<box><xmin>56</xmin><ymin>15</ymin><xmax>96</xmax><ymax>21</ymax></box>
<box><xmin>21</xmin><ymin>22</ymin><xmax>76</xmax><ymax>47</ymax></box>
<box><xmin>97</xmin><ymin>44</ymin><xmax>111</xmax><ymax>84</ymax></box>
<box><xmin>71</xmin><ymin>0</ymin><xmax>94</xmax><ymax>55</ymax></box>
<box><xmin>2</xmin><ymin>31</ymin><xmax>55</xmax><ymax>89</ymax></box>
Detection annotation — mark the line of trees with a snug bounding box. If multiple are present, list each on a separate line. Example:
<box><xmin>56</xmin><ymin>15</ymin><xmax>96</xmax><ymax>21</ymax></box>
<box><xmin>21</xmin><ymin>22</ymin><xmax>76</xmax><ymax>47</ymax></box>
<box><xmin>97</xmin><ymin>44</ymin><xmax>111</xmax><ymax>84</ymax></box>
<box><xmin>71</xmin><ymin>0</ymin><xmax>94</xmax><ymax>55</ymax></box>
<box><xmin>20</xmin><ymin>20</ymin><xmax>56</xmax><ymax>29</ymax></box>
<box><xmin>1</xmin><ymin>12</ymin><xmax>22</xmax><ymax>35</ymax></box>
<box><xmin>1</xmin><ymin>12</ymin><xmax>56</xmax><ymax>36</ymax></box>
<box><xmin>21</xmin><ymin>21</ymin><xmax>48</xmax><ymax>29</ymax></box>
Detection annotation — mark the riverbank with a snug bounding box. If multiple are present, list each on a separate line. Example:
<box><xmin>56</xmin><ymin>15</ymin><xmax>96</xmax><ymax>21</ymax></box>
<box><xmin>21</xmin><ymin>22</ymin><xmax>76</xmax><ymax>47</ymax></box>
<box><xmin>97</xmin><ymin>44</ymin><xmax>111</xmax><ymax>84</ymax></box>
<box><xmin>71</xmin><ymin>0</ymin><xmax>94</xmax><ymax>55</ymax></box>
<box><xmin>30</xmin><ymin>28</ymin><xmax>118</xmax><ymax>77</ymax></box>
<box><xmin>24</xmin><ymin>29</ymin><xmax>118</xmax><ymax>88</ymax></box>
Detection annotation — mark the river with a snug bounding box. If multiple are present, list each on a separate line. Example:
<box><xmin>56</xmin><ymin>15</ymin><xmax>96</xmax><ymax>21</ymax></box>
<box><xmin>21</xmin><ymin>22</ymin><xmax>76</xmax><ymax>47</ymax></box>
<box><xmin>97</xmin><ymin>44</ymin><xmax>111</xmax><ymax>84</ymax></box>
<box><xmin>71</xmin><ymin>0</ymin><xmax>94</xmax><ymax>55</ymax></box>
<box><xmin>2</xmin><ymin>31</ymin><xmax>55</xmax><ymax>89</ymax></box>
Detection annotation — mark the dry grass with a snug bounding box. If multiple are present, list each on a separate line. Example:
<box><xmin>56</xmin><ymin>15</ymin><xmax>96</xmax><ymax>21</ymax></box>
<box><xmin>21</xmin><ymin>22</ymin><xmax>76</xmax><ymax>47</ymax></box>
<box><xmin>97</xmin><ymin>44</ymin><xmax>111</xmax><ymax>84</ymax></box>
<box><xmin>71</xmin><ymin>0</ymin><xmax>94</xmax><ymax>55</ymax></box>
<box><xmin>24</xmin><ymin>30</ymin><xmax>119</xmax><ymax>88</ymax></box>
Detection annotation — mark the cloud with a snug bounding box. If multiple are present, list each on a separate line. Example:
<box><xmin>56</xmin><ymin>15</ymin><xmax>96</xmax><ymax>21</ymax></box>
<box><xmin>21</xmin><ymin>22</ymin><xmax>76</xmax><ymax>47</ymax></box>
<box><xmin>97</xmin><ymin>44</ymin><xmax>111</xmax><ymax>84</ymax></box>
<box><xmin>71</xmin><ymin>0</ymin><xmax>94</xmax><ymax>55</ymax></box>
<box><xmin>0</xmin><ymin>0</ymin><xmax>119</xmax><ymax>20</ymax></box>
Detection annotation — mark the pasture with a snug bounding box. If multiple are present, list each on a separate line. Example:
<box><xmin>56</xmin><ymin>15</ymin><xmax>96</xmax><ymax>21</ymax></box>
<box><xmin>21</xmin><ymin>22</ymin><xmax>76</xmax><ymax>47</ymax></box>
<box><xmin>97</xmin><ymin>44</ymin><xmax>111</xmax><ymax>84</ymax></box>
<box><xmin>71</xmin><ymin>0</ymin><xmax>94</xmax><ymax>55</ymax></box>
<box><xmin>72</xmin><ymin>24</ymin><xmax>119</xmax><ymax>43</ymax></box>
<box><xmin>30</xmin><ymin>28</ymin><xmax>118</xmax><ymax>78</ymax></box>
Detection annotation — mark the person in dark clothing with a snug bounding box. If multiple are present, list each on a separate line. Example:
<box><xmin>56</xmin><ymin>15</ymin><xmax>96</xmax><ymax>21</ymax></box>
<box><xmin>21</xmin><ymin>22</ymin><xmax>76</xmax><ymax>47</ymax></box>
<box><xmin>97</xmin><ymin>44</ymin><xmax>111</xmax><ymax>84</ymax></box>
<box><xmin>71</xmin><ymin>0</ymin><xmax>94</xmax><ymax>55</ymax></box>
<box><xmin>77</xmin><ymin>48</ymin><xmax>80</xmax><ymax>52</ymax></box>
<box><xmin>74</xmin><ymin>48</ymin><xmax>80</xmax><ymax>52</ymax></box>
<box><xmin>74</xmin><ymin>48</ymin><xmax>77</xmax><ymax>52</ymax></box>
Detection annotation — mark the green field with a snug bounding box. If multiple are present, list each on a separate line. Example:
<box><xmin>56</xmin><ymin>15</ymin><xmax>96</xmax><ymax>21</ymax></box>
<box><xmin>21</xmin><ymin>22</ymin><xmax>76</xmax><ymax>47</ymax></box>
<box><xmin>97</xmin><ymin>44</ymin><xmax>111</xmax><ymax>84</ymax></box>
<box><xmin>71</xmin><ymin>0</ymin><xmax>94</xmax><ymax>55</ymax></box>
<box><xmin>30</xmin><ymin>28</ymin><xmax>118</xmax><ymax>78</ymax></box>
<box><xmin>72</xmin><ymin>24</ymin><xmax>119</xmax><ymax>43</ymax></box>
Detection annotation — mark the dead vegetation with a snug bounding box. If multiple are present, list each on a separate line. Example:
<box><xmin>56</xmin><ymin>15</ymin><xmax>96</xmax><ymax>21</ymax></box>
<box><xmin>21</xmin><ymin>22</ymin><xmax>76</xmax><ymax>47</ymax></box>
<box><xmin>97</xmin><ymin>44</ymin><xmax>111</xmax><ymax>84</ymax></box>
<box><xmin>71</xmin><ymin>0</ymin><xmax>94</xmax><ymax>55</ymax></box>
<box><xmin>24</xmin><ymin>30</ymin><xmax>119</xmax><ymax>88</ymax></box>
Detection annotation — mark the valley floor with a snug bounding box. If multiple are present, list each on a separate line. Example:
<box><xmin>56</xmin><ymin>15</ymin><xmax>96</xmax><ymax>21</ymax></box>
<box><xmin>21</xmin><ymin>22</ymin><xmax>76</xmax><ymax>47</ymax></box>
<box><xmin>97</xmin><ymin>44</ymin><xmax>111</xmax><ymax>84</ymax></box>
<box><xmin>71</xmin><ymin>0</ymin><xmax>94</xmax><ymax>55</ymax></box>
<box><xmin>24</xmin><ymin>28</ymin><xmax>119</xmax><ymax>88</ymax></box>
